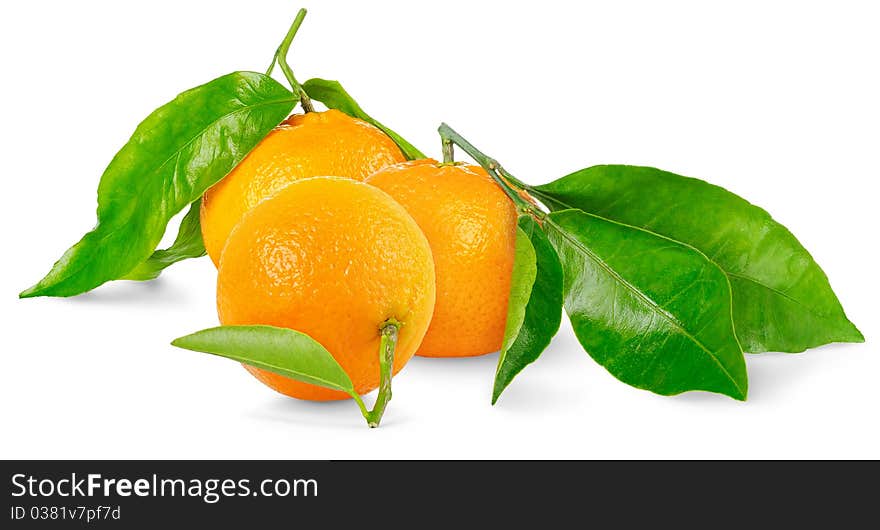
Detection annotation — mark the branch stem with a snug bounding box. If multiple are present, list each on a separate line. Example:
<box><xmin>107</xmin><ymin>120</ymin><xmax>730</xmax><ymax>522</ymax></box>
<box><xmin>360</xmin><ymin>319</ymin><xmax>400</xmax><ymax>428</ymax></box>
<box><xmin>442</xmin><ymin>138</ymin><xmax>454</xmax><ymax>164</ymax></box>
<box><xmin>438</xmin><ymin>123</ymin><xmax>544</xmax><ymax>218</ymax></box>
<box><xmin>267</xmin><ymin>8</ymin><xmax>314</xmax><ymax>112</ymax></box>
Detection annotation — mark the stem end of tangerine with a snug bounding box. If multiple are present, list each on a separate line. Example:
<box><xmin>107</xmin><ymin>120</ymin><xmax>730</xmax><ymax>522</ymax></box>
<box><xmin>358</xmin><ymin>319</ymin><xmax>399</xmax><ymax>428</ymax></box>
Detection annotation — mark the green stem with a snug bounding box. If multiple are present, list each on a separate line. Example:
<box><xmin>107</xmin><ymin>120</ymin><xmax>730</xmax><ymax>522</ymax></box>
<box><xmin>498</xmin><ymin>167</ymin><xmax>530</xmax><ymax>191</ymax></box>
<box><xmin>442</xmin><ymin>138</ymin><xmax>454</xmax><ymax>164</ymax></box>
<box><xmin>267</xmin><ymin>8</ymin><xmax>314</xmax><ymax>113</ymax></box>
<box><xmin>527</xmin><ymin>187</ymin><xmax>571</xmax><ymax>211</ymax></box>
<box><xmin>351</xmin><ymin>393</ymin><xmax>370</xmax><ymax>418</ymax></box>
<box><xmin>438</xmin><ymin>123</ymin><xmax>543</xmax><ymax>217</ymax></box>
<box><xmin>359</xmin><ymin>319</ymin><xmax>400</xmax><ymax>428</ymax></box>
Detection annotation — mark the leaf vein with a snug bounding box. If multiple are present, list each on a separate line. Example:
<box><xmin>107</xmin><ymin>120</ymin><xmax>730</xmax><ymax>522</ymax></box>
<box><xmin>548</xmin><ymin>216</ymin><xmax>743</xmax><ymax>395</ymax></box>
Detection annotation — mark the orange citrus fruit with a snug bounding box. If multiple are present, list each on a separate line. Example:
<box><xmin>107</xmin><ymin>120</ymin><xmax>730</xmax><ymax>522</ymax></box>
<box><xmin>200</xmin><ymin>109</ymin><xmax>406</xmax><ymax>265</ymax></box>
<box><xmin>216</xmin><ymin>177</ymin><xmax>435</xmax><ymax>401</ymax></box>
<box><xmin>367</xmin><ymin>159</ymin><xmax>518</xmax><ymax>357</ymax></box>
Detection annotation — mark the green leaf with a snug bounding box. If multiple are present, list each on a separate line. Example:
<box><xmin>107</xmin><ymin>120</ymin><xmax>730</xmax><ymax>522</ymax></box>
<box><xmin>496</xmin><ymin>226</ymin><xmax>537</xmax><ymax>393</ymax></box>
<box><xmin>302</xmin><ymin>78</ymin><xmax>425</xmax><ymax>160</ymax></box>
<box><xmin>545</xmin><ymin>209</ymin><xmax>748</xmax><ymax>400</ymax></box>
<box><xmin>493</xmin><ymin>216</ymin><xmax>564</xmax><ymax>404</ymax></box>
<box><xmin>532</xmin><ymin>166</ymin><xmax>863</xmax><ymax>353</ymax></box>
<box><xmin>122</xmin><ymin>199</ymin><xmax>206</xmax><ymax>281</ymax></box>
<box><xmin>21</xmin><ymin>72</ymin><xmax>297</xmax><ymax>298</ymax></box>
<box><xmin>172</xmin><ymin>325</ymin><xmax>355</xmax><ymax>395</ymax></box>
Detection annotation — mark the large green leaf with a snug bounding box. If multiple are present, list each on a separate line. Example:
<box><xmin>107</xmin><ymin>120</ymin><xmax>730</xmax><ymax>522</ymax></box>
<box><xmin>302</xmin><ymin>78</ymin><xmax>425</xmax><ymax>160</ymax></box>
<box><xmin>546</xmin><ymin>209</ymin><xmax>748</xmax><ymax>400</ymax></box>
<box><xmin>532</xmin><ymin>166</ymin><xmax>863</xmax><ymax>353</ymax></box>
<box><xmin>493</xmin><ymin>216</ymin><xmax>564</xmax><ymax>404</ymax></box>
<box><xmin>21</xmin><ymin>72</ymin><xmax>297</xmax><ymax>298</ymax></box>
<box><xmin>172</xmin><ymin>325</ymin><xmax>355</xmax><ymax>395</ymax></box>
<box><xmin>122</xmin><ymin>199</ymin><xmax>206</xmax><ymax>281</ymax></box>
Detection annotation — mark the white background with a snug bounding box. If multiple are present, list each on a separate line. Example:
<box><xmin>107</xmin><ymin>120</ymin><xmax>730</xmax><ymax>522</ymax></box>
<box><xmin>1</xmin><ymin>0</ymin><xmax>877</xmax><ymax>459</ymax></box>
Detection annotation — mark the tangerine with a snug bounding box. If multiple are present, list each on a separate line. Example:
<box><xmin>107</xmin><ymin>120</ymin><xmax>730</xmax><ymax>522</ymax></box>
<box><xmin>200</xmin><ymin>109</ymin><xmax>405</xmax><ymax>265</ymax></box>
<box><xmin>368</xmin><ymin>159</ymin><xmax>517</xmax><ymax>357</ymax></box>
<box><xmin>216</xmin><ymin>177</ymin><xmax>435</xmax><ymax>400</ymax></box>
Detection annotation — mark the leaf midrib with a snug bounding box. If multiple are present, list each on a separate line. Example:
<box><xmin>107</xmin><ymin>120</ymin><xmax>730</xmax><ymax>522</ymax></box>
<box><xmin>224</xmin><ymin>356</ymin><xmax>349</xmax><ymax>393</ymax></box>
<box><xmin>173</xmin><ymin>326</ymin><xmax>353</xmax><ymax>393</ymax></box>
<box><xmin>546</xmin><ymin>215</ymin><xmax>743</xmax><ymax>396</ymax></box>
<box><xmin>532</xmin><ymin>190</ymin><xmax>818</xmax><ymax>316</ymax></box>
<box><xmin>147</xmin><ymin>96</ymin><xmax>296</xmax><ymax>198</ymax></box>
<box><xmin>495</xmin><ymin>219</ymin><xmax>538</xmax><ymax>378</ymax></box>
<box><xmin>39</xmin><ymin>96</ymin><xmax>295</xmax><ymax>292</ymax></box>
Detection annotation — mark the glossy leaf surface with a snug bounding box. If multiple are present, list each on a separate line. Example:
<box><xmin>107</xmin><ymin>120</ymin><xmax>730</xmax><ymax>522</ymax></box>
<box><xmin>172</xmin><ymin>325</ymin><xmax>355</xmax><ymax>394</ymax></box>
<box><xmin>493</xmin><ymin>216</ymin><xmax>564</xmax><ymax>404</ymax></box>
<box><xmin>302</xmin><ymin>78</ymin><xmax>425</xmax><ymax>160</ymax></box>
<box><xmin>21</xmin><ymin>72</ymin><xmax>296</xmax><ymax>297</ymax></box>
<box><xmin>533</xmin><ymin>165</ymin><xmax>863</xmax><ymax>352</ymax></box>
<box><xmin>122</xmin><ymin>199</ymin><xmax>206</xmax><ymax>281</ymax></box>
<box><xmin>546</xmin><ymin>209</ymin><xmax>748</xmax><ymax>400</ymax></box>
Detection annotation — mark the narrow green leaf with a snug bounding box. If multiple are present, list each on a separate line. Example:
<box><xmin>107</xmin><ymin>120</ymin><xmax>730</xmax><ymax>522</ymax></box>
<box><xmin>501</xmin><ymin>225</ymin><xmax>538</xmax><ymax>356</ymax></box>
<box><xmin>171</xmin><ymin>325</ymin><xmax>355</xmax><ymax>394</ymax></box>
<box><xmin>21</xmin><ymin>72</ymin><xmax>297</xmax><ymax>298</ymax></box>
<box><xmin>533</xmin><ymin>166</ymin><xmax>863</xmax><ymax>353</ymax></box>
<box><xmin>493</xmin><ymin>216</ymin><xmax>564</xmax><ymax>404</ymax></box>
<box><xmin>122</xmin><ymin>199</ymin><xmax>206</xmax><ymax>281</ymax></box>
<box><xmin>546</xmin><ymin>209</ymin><xmax>748</xmax><ymax>400</ymax></box>
<box><xmin>302</xmin><ymin>78</ymin><xmax>425</xmax><ymax>160</ymax></box>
